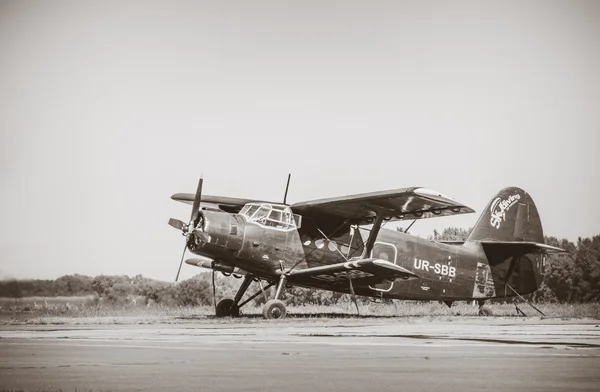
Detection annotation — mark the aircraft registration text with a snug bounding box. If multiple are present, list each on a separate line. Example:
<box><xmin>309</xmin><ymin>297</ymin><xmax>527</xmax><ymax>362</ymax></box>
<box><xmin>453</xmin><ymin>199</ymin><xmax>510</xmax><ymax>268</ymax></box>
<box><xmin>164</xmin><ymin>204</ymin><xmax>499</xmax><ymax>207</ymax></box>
<box><xmin>414</xmin><ymin>258</ymin><xmax>456</xmax><ymax>278</ymax></box>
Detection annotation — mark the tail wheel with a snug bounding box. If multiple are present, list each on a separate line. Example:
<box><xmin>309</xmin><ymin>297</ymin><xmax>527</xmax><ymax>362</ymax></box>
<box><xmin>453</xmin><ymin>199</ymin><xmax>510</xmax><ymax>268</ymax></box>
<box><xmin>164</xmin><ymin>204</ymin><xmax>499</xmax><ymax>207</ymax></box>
<box><xmin>215</xmin><ymin>298</ymin><xmax>240</xmax><ymax>317</ymax></box>
<box><xmin>478</xmin><ymin>305</ymin><xmax>493</xmax><ymax>316</ymax></box>
<box><xmin>262</xmin><ymin>299</ymin><xmax>287</xmax><ymax>320</ymax></box>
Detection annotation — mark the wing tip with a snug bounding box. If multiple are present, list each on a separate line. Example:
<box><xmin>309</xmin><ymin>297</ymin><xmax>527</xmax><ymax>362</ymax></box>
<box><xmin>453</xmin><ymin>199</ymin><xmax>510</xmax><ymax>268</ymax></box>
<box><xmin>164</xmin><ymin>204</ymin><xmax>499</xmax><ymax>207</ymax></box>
<box><xmin>372</xmin><ymin>259</ymin><xmax>419</xmax><ymax>278</ymax></box>
<box><xmin>172</xmin><ymin>193</ymin><xmax>192</xmax><ymax>201</ymax></box>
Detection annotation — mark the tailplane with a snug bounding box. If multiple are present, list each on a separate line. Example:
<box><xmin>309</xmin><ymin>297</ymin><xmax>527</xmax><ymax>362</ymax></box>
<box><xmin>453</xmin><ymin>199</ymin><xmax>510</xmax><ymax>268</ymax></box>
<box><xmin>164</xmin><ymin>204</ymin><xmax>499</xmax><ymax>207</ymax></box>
<box><xmin>466</xmin><ymin>187</ymin><xmax>565</xmax><ymax>297</ymax></box>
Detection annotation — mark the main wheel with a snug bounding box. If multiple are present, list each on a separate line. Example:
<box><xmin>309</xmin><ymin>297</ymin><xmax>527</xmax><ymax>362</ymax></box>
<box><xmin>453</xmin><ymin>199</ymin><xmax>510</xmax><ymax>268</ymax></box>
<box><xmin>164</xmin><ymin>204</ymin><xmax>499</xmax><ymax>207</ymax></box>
<box><xmin>215</xmin><ymin>298</ymin><xmax>240</xmax><ymax>317</ymax></box>
<box><xmin>478</xmin><ymin>305</ymin><xmax>493</xmax><ymax>316</ymax></box>
<box><xmin>262</xmin><ymin>299</ymin><xmax>287</xmax><ymax>320</ymax></box>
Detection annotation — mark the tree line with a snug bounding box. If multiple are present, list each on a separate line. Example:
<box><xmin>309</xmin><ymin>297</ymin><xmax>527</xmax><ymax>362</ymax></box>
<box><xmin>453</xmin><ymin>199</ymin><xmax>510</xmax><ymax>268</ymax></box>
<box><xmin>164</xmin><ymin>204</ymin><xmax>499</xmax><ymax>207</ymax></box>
<box><xmin>0</xmin><ymin>228</ymin><xmax>598</xmax><ymax>306</ymax></box>
<box><xmin>427</xmin><ymin>227</ymin><xmax>599</xmax><ymax>303</ymax></box>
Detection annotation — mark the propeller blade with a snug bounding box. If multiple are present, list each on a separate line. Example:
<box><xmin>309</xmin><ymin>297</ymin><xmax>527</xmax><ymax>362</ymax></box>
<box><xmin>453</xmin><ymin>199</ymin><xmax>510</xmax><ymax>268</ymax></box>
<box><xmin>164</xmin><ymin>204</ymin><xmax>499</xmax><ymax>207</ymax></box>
<box><xmin>168</xmin><ymin>218</ymin><xmax>187</xmax><ymax>231</ymax></box>
<box><xmin>175</xmin><ymin>242</ymin><xmax>187</xmax><ymax>282</ymax></box>
<box><xmin>190</xmin><ymin>175</ymin><xmax>204</xmax><ymax>224</ymax></box>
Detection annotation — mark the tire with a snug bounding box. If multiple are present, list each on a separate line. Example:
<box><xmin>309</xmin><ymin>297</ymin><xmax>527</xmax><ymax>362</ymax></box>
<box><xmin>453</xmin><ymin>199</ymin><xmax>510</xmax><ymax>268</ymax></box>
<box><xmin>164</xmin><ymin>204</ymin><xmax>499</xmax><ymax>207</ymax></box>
<box><xmin>262</xmin><ymin>299</ymin><xmax>287</xmax><ymax>320</ymax></box>
<box><xmin>215</xmin><ymin>298</ymin><xmax>240</xmax><ymax>317</ymax></box>
<box><xmin>478</xmin><ymin>305</ymin><xmax>493</xmax><ymax>316</ymax></box>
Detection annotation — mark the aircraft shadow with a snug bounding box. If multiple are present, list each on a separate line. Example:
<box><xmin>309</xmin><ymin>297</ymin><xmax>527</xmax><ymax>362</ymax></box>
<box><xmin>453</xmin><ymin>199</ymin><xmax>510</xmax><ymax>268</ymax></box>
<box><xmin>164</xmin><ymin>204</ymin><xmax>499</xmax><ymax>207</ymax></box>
<box><xmin>176</xmin><ymin>312</ymin><xmax>457</xmax><ymax>320</ymax></box>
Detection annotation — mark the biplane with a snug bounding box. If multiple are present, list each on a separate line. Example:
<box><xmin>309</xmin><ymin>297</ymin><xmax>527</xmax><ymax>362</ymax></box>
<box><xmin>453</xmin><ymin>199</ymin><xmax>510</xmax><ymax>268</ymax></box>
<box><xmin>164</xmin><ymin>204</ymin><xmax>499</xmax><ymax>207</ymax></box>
<box><xmin>168</xmin><ymin>175</ymin><xmax>564</xmax><ymax>319</ymax></box>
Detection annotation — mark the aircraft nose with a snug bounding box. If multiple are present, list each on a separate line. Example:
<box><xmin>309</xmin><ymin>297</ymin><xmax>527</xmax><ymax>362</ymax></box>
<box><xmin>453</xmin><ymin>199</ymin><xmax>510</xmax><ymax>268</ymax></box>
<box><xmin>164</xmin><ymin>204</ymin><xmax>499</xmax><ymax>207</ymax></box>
<box><xmin>186</xmin><ymin>211</ymin><xmax>209</xmax><ymax>249</ymax></box>
<box><xmin>188</xmin><ymin>211</ymin><xmax>243</xmax><ymax>252</ymax></box>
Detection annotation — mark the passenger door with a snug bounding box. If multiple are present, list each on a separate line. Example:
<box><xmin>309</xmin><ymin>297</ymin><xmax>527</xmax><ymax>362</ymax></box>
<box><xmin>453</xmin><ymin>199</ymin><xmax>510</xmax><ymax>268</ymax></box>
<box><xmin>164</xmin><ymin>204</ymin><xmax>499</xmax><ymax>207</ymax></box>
<box><xmin>369</xmin><ymin>242</ymin><xmax>398</xmax><ymax>292</ymax></box>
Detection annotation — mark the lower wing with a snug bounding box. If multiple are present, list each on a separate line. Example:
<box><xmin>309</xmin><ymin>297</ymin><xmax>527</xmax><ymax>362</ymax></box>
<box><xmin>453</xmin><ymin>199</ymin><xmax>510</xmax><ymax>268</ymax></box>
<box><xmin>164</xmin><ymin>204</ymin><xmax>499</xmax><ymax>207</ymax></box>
<box><xmin>286</xmin><ymin>258</ymin><xmax>419</xmax><ymax>288</ymax></box>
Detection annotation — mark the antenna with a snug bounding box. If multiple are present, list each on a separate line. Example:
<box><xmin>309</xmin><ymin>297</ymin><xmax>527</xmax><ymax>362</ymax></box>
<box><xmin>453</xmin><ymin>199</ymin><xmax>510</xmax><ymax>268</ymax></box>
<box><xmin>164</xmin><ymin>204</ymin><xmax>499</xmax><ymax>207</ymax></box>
<box><xmin>283</xmin><ymin>173</ymin><xmax>291</xmax><ymax>204</ymax></box>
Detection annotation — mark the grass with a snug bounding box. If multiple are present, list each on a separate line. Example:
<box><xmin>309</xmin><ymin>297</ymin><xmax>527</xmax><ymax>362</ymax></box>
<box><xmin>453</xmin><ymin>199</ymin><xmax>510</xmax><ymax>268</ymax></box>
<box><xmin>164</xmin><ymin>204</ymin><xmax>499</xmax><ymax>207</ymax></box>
<box><xmin>287</xmin><ymin>301</ymin><xmax>600</xmax><ymax>319</ymax></box>
<box><xmin>0</xmin><ymin>295</ymin><xmax>97</xmax><ymax>307</ymax></box>
<box><xmin>1</xmin><ymin>296</ymin><xmax>598</xmax><ymax>325</ymax></box>
<box><xmin>0</xmin><ymin>390</ymin><xmax>115</xmax><ymax>392</ymax></box>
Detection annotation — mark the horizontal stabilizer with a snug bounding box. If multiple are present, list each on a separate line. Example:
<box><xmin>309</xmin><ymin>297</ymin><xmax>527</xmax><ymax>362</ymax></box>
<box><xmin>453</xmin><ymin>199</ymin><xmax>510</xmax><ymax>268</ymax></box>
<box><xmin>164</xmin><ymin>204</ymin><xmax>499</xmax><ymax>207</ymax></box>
<box><xmin>287</xmin><ymin>258</ymin><xmax>419</xmax><ymax>287</ymax></box>
<box><xmin>480</xmin><ymin>241</ymin><xmax>568</xmax><ymax>254</ymax></box>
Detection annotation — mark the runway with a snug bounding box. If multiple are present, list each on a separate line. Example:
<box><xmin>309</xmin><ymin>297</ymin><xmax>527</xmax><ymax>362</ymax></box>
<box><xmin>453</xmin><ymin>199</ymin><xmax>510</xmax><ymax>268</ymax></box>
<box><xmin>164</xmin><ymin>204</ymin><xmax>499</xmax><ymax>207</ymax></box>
<box><xmin>1</xmin><ymin>317</ymin><xmax>599</xmax><ymax>391</ymax></box>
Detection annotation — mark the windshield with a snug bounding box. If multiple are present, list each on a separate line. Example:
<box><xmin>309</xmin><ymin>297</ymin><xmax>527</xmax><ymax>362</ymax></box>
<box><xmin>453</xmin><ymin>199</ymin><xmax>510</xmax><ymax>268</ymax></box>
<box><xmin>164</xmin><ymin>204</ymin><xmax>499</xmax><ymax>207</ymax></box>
<box><xmin>239</xmin><ymin>203</ymin><xmax>302</xmax><ymax>230</ymax></box>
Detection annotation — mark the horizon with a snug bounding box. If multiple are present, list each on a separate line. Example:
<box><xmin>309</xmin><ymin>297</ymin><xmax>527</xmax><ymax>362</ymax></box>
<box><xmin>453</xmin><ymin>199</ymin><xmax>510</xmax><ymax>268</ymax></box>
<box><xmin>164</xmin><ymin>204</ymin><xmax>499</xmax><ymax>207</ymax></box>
<box><xmin>1</xmin><ymin>1</ymin><xmax>599</xmax><ymax>281</ymax></box>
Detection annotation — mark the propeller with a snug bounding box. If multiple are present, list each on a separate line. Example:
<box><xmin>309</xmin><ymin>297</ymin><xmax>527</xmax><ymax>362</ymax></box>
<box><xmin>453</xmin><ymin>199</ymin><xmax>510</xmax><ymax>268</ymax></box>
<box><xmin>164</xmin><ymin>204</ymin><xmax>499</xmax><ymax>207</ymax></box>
<box><xmin>173</xmin><ymin>175</ymin><xmax>204</xmax><ymax>283</ymax></box>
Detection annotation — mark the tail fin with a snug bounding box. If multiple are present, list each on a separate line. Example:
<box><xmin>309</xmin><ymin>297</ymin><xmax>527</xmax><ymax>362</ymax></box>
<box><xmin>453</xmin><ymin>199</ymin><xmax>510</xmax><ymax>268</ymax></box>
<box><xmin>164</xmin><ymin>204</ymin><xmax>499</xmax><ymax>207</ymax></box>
<box><xmin>467</xmin><ymin>187</ymin><xmax>544</xmax><ymax>243</ymax></box>
<box><xmin>466</xmin><ymin>187</ymin><xmax>567</xmax><ymax>298</ymax></box>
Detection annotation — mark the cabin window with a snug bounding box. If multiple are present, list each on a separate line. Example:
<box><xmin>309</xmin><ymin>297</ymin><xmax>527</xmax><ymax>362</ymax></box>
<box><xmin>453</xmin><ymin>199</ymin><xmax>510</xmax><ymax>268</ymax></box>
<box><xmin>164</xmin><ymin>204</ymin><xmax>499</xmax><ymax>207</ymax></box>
<box><xmin>328</xmin><ymin>241</ymin><xmax>338</xmax><ymax>252</ymax></box>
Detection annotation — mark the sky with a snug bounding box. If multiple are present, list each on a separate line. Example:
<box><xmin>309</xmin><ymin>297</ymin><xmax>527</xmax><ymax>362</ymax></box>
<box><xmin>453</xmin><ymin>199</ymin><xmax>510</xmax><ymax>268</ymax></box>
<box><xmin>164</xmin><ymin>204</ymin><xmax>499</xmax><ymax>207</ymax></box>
<box><xmin>1</xmin><ymin>0</ymin><xmax>599</xmax><ymax>281</ymax></box>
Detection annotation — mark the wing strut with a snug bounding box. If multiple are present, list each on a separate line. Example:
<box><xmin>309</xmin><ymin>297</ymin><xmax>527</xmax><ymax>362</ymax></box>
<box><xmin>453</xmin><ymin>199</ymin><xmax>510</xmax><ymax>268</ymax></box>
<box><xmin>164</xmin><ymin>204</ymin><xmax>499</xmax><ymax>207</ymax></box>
<box><xmin>360</xmin><ymin>212</ymin><xmax>385</xmax><ymax>259</ymax></box>
<box><xmin>314</xmin><ymin>224</ymin><xmax>362</xmax><ymax>316</ymax></box>
<box><xmin>348</xmin><ymin>277</ymin><xmax>360</xmax><ymax>316</ymax></box>
<box><xmin>285</xmin><ymin>218</ymin><xmax>351</xmax><ymax>274</ymax></box>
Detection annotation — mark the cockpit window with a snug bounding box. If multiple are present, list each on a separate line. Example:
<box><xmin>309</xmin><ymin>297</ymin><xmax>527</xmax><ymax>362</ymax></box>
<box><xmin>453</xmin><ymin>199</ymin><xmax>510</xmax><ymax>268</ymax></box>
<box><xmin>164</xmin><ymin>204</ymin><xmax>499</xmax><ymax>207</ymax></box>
<box><xmin>239</xmin><ymin>203</ymin><xmax>302</xmax><ymax>230</ymax></box>
<box><xmin>253</xmin><ymin>205</ymin><xmax>270</xmax><ymax>221</ymax></box>
<box><xmin>269</xmin><ymin>209</ymin><xmax>282</xmax><ymax>222</ymax></box>
<box><xmin>244</xmin><ymin>205</ymin><xmax>259</xmax><ymax>217</ymax></box>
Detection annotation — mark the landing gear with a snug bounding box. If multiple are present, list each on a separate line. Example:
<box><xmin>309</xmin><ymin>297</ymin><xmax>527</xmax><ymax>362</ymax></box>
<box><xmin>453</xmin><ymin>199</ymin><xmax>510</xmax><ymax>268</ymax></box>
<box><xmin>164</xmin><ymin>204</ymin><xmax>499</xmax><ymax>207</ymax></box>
<box><xmin>477</xmin><ymin>300</ymin><xmax>493</xmax><ymax>316</ymax></box>
<box><xmin>215</xmin><ymin>273</ymin><xmax>254</xmax><ymax>318</ymax></box>
<box><xmin>216</xmin><ymin>299</ymin><xmax>240</xmax><ymax>317</ymax></box>
<box><xmin>212</xmin><ymin>271</ymin><xmax>290</xmax><ymax>319</ymax></box>
<box><xmin>263</xmin><ymin>299</ymin><xmax>287</xmax><ymax>319</ymax></box>
<box><xmin>261</xmin><ymin>274</ymin><xmax>288</xmax><ymax>320</ymax></box>
<box><xmin>214</xmin><ymin>272</ymin><xmax>279</xmax><ymax>318</ymax></box>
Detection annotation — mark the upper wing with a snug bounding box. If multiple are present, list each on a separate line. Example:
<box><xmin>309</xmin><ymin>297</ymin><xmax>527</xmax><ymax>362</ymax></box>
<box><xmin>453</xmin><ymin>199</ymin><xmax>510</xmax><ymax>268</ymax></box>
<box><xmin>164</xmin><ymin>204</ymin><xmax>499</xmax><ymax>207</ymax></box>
<box><xmin>171</xmin><ymin>194</ymin><xmax>277</xmax><ymax>213</ymax></box>
<box><xmin>287</xmin><ymin>258</ymin><xmax>419</xmax><ymax>288</ymax></box>
<box><xmin>291</xmin><ymin>187</ymin><xmax>474</xmax><ymax>226</ymax></box>
<box><xmin>172</xmin><ymin>187</ymin><xmax>474</xmax><ymax>224</ymax></box>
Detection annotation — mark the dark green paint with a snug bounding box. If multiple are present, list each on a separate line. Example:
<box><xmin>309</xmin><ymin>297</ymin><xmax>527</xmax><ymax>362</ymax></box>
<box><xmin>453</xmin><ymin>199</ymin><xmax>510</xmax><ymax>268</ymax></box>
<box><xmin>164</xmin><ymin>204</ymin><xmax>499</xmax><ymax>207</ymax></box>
<box><xmin>182</xmin><ymin>187</ymin><xmax>551</xmax><ymax>303</ymax></box>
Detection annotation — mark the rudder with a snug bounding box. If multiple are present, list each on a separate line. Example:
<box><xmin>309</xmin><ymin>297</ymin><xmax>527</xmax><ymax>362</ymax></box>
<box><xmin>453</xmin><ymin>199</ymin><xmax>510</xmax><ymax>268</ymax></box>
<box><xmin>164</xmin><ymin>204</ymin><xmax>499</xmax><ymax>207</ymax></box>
<box><xmin>467</xmin><ymin>187</ymin><xmax>544</xmax><ymax>243</ymax></box>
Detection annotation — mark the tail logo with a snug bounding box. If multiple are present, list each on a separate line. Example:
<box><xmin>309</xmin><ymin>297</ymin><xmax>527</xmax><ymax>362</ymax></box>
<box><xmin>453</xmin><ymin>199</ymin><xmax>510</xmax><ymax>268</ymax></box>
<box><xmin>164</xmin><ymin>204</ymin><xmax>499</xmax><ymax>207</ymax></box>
<box><xmin>490</xmin><ymin>193</ymin><xmax>521</xmax><ymax>229</ymax></box>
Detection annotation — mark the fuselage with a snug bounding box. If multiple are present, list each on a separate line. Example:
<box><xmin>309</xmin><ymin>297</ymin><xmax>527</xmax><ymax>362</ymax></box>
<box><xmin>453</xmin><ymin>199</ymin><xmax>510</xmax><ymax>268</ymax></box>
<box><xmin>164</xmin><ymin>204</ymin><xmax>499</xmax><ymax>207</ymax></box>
<box><xmin>189</xmin><ymin>209</ymin><xmax>543</xmax><ymax>302</ymax></box>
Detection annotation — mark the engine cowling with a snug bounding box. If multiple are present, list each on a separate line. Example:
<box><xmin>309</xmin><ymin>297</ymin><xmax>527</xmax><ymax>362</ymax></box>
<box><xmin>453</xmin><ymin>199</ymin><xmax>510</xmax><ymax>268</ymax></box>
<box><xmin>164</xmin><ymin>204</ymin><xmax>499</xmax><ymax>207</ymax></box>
<box><xmin>188</xmin><ymin>210</ymin><xmax>245</xmax><ymax>255</ymax></box>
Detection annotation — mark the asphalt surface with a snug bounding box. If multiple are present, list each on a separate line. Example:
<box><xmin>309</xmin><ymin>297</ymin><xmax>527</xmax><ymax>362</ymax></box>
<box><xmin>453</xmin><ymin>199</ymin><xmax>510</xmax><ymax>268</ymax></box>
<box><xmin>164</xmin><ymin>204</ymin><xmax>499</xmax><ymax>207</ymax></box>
<box><xmin>1</xmin><ymin>317</ymin><xmax>599</xmax><ymax>391</ymax></box>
